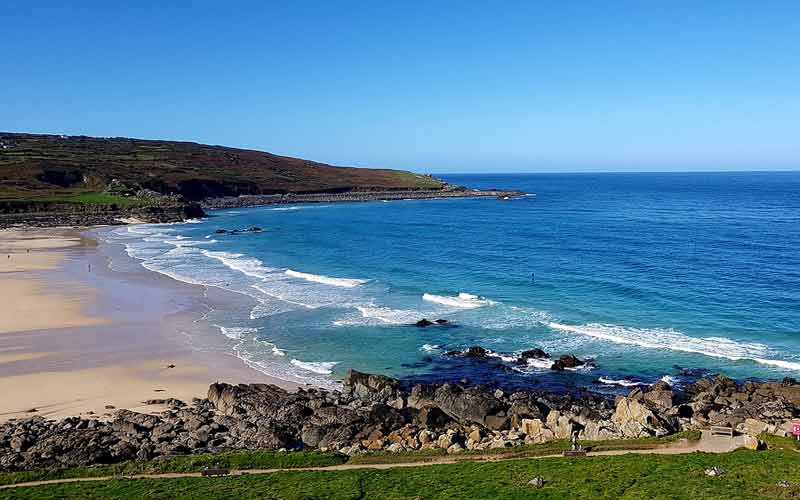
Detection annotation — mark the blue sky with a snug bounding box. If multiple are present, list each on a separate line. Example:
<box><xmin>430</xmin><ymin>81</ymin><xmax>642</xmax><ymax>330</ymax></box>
<box><xmin>2</xmin><ymin>1</ymin><xmax>799</xmax><ymax>173</ymax></box>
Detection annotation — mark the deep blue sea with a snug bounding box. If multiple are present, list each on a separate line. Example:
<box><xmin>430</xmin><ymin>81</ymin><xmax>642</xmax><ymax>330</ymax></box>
<box><xmin>102</xmin><ymin>172</ymin><xmax>800</xmax><ymax>392</ymax></box>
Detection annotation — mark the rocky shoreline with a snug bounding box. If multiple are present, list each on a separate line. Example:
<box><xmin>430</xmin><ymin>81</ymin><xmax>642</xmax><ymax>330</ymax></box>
<box><xmin>0</xmin><ymin>189</ymin><xmax>525</xmax><ymax>229</ymax></box>
<box><xmin>0</xmin><ymin>204</ymin><xmax>205</xmax><ymax>230</ymax></box>
<box><xmin>2</xmin><ymin>369</ymin><xmax>796</xmax><ymax>472</ymax></box>
<box><xmin>202</xmin><ymin>188</ymin><xmax>527</xmax><ymax>210</ymax></box>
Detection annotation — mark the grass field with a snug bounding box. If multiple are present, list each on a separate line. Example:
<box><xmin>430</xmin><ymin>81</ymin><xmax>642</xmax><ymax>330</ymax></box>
<box><xmin>37</xmin><ymin>193</ymin><xmax>149</xmax><ymax>207</ymax></box>
<box><xmin>0</xmin><ymin>450</ymin><xmax>346</xmax><ymax>487</ymax></box>
<box><xmin>1</xmin><ymin>448</ymin><xmax>798</xmax><ymax>499</ymax></box>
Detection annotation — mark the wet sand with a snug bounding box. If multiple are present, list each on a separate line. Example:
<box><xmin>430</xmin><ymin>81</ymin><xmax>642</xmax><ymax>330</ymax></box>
<box><xmin>0</xmin><ymin>228</ymin><xmax>295</xmax><ymax>423</ymax></box>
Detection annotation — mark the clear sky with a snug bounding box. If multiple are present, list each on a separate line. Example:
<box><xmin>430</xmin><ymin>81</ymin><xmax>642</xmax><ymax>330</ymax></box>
<box><xmin>3</xmin><ymin>1</ymin><xmax>799</xmax><ymax>173</ymax></box>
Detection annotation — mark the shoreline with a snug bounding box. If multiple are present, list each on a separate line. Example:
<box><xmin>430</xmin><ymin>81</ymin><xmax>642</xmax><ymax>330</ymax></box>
<box><xmin>0</xmin><ymin>217</ymin><xmax>792</xmax><ymax>426</ymax></box>
<box><xmin>202</xmin><ymin>188</ymin><xmax>527</xmax><ymax>210</ymax></box>
<box><xmin>0</xmin><ymin>227</ymin><xmax>297</xmax><ymax>423</ymax></box>
<box><xmin>0</xmin><ymin>188</ymin><xmax>526</xmax><ymax>230</ymax></box>
<box><xmin>0</xmin><ymin>227</ymin><xmax>798</xmax><ymax>473</ymax></box>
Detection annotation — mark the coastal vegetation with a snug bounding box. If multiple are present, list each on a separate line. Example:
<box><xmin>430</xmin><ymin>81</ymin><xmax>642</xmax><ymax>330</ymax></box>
<box><xmin>0</xmin><ymin>133</ymin><xmax>444</xmax><ymax>203</ymax></box>
<box><xmin>2</xmin><ymin>447</ymin><xmax>799</xmax><ymax>499</ymax></box>
<box><xmin>0</xmin><ymin>432</ymin><xmax>702</xmax><ymax>487</ymax></box>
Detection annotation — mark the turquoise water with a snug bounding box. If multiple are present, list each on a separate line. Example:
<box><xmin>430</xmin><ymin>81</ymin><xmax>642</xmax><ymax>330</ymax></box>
<box><xmin>102</xmin><ymin>172</ymin><xmax>800</xmax><ymax>391</ymax></box>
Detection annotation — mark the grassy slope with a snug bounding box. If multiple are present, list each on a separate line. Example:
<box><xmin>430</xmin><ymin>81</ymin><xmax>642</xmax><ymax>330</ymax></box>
<box><xmin>3</xmin><ymin>449</ymin><xmax>799</xmax><ymax>499</ymax></box>
<box><xmin>0</xmin><ymin>133</ymin><xmax>444</xmax><ymax>202</ymax></box>
<box><xmin>0</xmin><ymin>450</ymin><xmax>346</xmax><ymax>487</ymax></box>
<box><xmin>0</xmin><ymin>432</ymin><xmax>701</xmax><ymax>486</ymax></box>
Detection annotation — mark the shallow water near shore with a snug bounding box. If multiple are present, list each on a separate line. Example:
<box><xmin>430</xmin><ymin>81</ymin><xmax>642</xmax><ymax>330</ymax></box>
<box><xmin>98</xmin><ymin>172</ymin><xmax>800</xmax><ymax>392</ymax></box>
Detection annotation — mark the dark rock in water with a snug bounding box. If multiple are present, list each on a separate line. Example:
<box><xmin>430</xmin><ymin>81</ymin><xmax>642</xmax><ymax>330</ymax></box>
<box><xmin>414</xmin><ymin>319</ymin><xmax>453</xmax><ymax>328</ymax></box>
<box><xmin>551</xmin><ymin>354</ymin><xmax>584</xmax><ymax>371</ymax></box>
<box><xmin>520</xmin><ymin>348</ymin><xmax>549</xmax><ymax>360</ymax></box>
<box><xmin>464</xmin><ymin>346</ymin><xmax>488</xmax><ymax>358</ymax></box>
<box><xmin>783</xmin><ymin>377</ymin><xmax>797</xmax><ymax>387</ymax></box>
<box><xmin>215</xmin><ymin>226</ymin><xmax>264</xmax><ymax>235</ymax></box>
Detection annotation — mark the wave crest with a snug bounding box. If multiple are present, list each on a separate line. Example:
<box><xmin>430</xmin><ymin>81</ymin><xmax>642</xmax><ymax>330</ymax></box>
<box><xmin>548</xmin><ymin>321</ymin><xmax>800</xmax><ymax>371</ymax></box>
<box><xmin>422</xmin><ymin>292</ymin><xmax>496</xmax><ymax>309</ymax></box>
<box><xmin>285</xmin><ymin>269</ymin><xmax>367</xmax><ymax>288</ymax></box>
<box><xmin>290</xmin><ymin>359</ymin><xmax>337</xmax><ymax>375</ymax></box>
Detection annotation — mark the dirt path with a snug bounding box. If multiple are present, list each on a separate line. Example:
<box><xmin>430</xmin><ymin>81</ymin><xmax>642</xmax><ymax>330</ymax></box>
<box><xmin>0</xmin><ymin>431</ymin><xmax>744</xmax><ymax>491</ymax></box>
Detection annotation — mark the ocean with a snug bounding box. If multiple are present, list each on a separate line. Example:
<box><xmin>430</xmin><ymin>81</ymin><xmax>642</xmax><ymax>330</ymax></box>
<box><xmin>99</xmin><ymin>172</ymin><xmax>800</xmax><ymax>392</ymax></box>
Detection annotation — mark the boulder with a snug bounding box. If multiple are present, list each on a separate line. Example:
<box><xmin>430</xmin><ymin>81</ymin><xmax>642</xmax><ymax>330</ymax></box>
<box><xmin>520</xmin><ymin>418</ymin><xmax>555</xmax><ymax>443</ymax></box>
<box><xmin>581</xmin><ymin>420</ymin><xmax>621</xmax><ymax>441</ymax></box>
<box><xmin>415</xmin><ymin>319</ymin><xmax>434</xmax><ymax>327</ymax></box>
<box><xmin>528</xmin><ymin>477</ymin><xmax>545</xmax><ymax>488</ymax></box>
<box><xmin>519</xmin><ymin>348</ymin><xmax>549</xmax><ymax>360</ymax></box>
<box><xmin>484</xmin><ymin>415</ymin><xmax>510</xmax><ymax>431</ymax></box>
<box><xmin>643</xmin><ymin>387</ymin><xmax>674</xmax><ymax>410</ymax></box>
<box><xmin>550</xmin><ymin>354</ymin><xmax>584</xmax><ymax>371</ymax></box>
<box><xmin>611</xmin><ymin>394</ymin><xmax>673</xmax><ymax>438</ymax></box>
<box><xmin>414</xmin><ymin>405</ymin><xmax>452</xmax><ymax>428</ymax></box>
<box><xmin>207</xmin><ymin>382</ymin><xmax>289</xmax><ymax>416</ymax></box>
<box><xmin>464</xmin><ymin>346</ymin><xmax>488</xmax><ymax>358</ymax></box>
<box><xmin>546</xmin><ymin>411</ymin><xmax>574</xmax><ymax>440</ymax></box>
<box><xmin>430</xmin><ymin>384</ymin><xmax>503</xmax><ymax>426</ymax></box>
<box><xmin>341</xmin><ymin>370</ymin><xmax>402</xmax><ymax>404</ymax></box>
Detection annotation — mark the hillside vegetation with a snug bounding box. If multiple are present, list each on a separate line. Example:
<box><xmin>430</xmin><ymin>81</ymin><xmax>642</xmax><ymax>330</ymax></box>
<box><xmin>0</xmin><ymin>133</ymin><xmax>443</xmax><ymax>202</ymax></box>
<box><xmin>2</xmin><ymin>448</ymin><xmax>799</xmax><ymax>499</ymax></box>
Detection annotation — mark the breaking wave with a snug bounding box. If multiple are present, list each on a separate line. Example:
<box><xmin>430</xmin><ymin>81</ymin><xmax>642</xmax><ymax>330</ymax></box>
<box><xmin>548</xmin><ymin>321</ymin><xmax>800</xmax><ymax>371</ymax></box>
<box><xmin>422</xmin><ymin>292</ymin><xmax>496</xmax><ymax>309</ymax></box>
<box><xmin>290</xmin><ymin>360</ymin><xmax>338</xmax><ymax>375</ymax></box>
<box><xmin>597</xmin><ymin>377</ymin><xmax>647</xmax><ymax>387</ymax></box>
<box><xmin>216</xmin><ymin>326</ymin><xmax>258</xmax><ymax>340</ymax></box>
<box><xmin>285</xmin><ymin>269</ymin><xmax>367</xmax><ymax>288</ymax></box>
<box><xmin>202</xmin><ymin>251</ymin><xmax>275</xmax><ymax>279</ymax></box>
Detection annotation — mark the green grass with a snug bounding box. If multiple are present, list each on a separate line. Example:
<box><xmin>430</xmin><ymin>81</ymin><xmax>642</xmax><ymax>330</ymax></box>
<box><xmin>392</xmin><ymin>171</ymin><xmax>445</xmax><ymax>190</ymax></box>
<box><xmin>761</xmin><ymin>433</ymin><xmax>800</xmax><ymax>451</ymax></box>
<box><xmin>0</xmin><ymin>450</ymin><xmax>346</xmax><ymax>487</ymax></box>
<box><xmin>37</xmin><ymin>192</ymin><xmax>149</xmax><ymax>207</ymax></box>
<box><xmin>0</xmin><ymin>433</ymin><xmax>703</xmax><ymax>486</ymax></box>
<box><xmin>2</xmin><ymin>449</ymin><xmax>799</xmax><ymax>499</ymax></box>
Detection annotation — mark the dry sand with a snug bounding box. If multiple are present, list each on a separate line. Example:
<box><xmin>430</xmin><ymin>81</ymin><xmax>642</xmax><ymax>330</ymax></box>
<box><xmin>0</xmin><ymin>228</ymin><xmax>291</xmax><ymax>423</ymax></box>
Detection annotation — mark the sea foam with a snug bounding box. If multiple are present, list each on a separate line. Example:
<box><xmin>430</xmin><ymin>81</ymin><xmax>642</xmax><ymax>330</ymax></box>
<box><xmin>422</xmin><ymin>292</ymin><xmax>495</xmax><ymax>309</ymax></box>
<box><xmin>203</xmin><ymin>251</ymin><xmax>274</xmax><ymax>279</ymax></box>
<box><xmin>548</xmin><ymin>321</ymin><xmax>800</xmax><ymax>371</ymax></box>
<box><xmin>290</xmin><ymin>359</ymin><xmax>338</xmax><ymax>375</ymax></box>
<box><xmin>216</xmin><ymin>326</ymin><xmax>258</xmax><ymax>340</ymax></box>
<box><xmin>597</xmin><ymin>377</ymin><xmax>647</xmax><ymax>387</ymax></box>
<box><xmin>285</xmin><ymin>269</ymin><xmax>367</xmax><ymax>288</ymax></box>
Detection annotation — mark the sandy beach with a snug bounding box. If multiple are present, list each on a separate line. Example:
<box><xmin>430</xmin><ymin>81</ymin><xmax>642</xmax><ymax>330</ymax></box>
<box><xmin>0</xmin><ymin>227</ymin><xmax>294</xmax><ymax>423</ymax></box>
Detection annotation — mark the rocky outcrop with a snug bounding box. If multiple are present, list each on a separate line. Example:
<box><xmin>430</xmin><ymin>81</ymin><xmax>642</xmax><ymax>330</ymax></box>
<box><xmin>341</xmin><ymin>370</ymin><xmax>403</xmax><ymax>406</ymax></box>
<box><xmin>550</xmin><ymin>354</ymin><xmax>596</xmax><ymax>371</ymax></box>
<box><xmin>611</xmin><ymin>390</ymin><xmax>676</xmax><ymax>438</ymax></box>
<box><xmin>1</xmin><ymin>371</ymin><xmax>797</xmax><ymax>472</ymax></box>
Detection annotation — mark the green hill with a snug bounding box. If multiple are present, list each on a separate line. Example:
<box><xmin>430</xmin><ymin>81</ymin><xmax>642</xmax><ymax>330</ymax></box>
<box><xmin>0</xmin><ymin>133</ymin><xmax>443</xmax><ymax>203</ymax></box>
